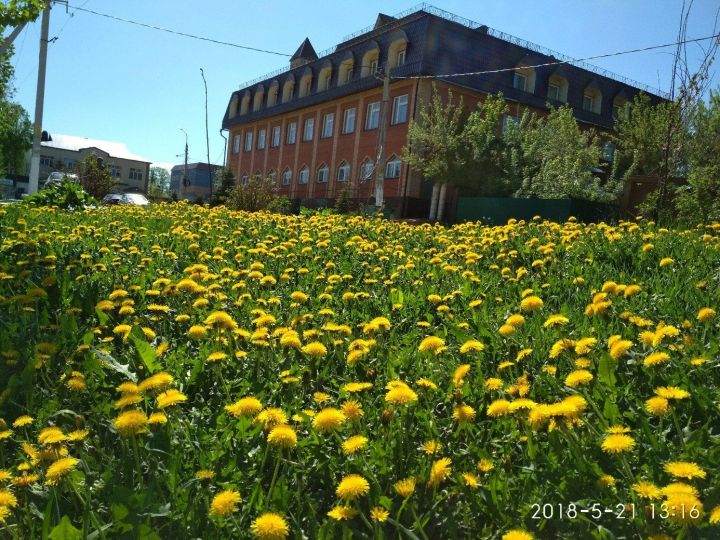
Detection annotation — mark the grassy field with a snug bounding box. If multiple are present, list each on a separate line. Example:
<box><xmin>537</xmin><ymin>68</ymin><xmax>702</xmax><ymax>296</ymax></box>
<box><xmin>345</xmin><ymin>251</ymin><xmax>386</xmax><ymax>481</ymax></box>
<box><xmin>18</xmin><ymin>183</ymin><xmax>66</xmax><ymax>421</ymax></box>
<box><xmin>0</xmin><ymin>202</ymin><xmax>718</xmax><ymax>539</ymax></box>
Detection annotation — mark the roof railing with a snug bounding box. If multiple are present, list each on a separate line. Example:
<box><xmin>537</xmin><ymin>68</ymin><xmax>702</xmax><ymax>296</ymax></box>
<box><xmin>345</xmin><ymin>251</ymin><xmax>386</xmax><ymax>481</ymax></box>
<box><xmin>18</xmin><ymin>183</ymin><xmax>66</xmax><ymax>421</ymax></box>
<box><xmin>238</xmin><ymin>2</ymin><xmax>668</xmax><ymax>99</ymax></box>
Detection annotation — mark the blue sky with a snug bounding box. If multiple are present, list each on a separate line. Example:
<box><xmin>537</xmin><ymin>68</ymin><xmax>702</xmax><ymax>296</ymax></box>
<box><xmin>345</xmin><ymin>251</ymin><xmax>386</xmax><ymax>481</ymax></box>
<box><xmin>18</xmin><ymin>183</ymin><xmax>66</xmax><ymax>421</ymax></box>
<box><xmin>5</xmin><ymin>0</ymin><xmax>719</xmax><ymax>170</ymax></box>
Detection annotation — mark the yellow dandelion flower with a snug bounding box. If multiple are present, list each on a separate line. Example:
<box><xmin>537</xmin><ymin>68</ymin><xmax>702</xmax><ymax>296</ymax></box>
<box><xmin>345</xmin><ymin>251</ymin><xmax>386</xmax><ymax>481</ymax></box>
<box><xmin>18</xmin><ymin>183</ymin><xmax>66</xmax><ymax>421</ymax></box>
<box><xmin>207</xmin><ymin>351</ymin><xmax>228</xmax><ymax>363</ymax></box>
<box><xmin>462</xmin><ymin>472</ymin><xmax>479</xmax><ymax>489</ymax></box>
<box><xmin>609</xmin><ymin>340</ymin><xmax>633</xmax><ymax>360</ymax></box>
<box><xmin>659</xmin><ymin>257</ymin><xmax>674</xmax><ymax>267</ymax></box>
<box><xmin>452</xmin><ymin>404</ymin><xmax>476</xmax><ymax>423</ymax></box>
<box><xmin>336</xmin><ymin>474</ymin><xmax>370</xmax><ymax>500</ymax></box>
<box><xmin>543</xmin><ymin>314</ymin><xmax>569</xmax><ymax>328</ymax></box>
<box><xmin>156</xmin><ymin>389</ymin><xmax>187</xmax><ymax>409</ymax></box>
<box><xmin>267</xmin><ymin>425</ymin><xmax>297</xmax><ymax>448</ymax></box>
<box><xmin>45</xmin><ymin>457</ymin><xmax>79</xmax><ymax>486</ymax></box>
<box><xmin>343</xmin><ymin>382</ymin><xmax>373</xmax><ymax>393</ymax></box>
<box><xmin>209</xmin><ymin>489</ymin><xmax>241</xmax><ymax>517</ymax></box>
<box><xmin>697</xmin><ymin>307</ymin><xmax>715</xmax><ymax>322</ymax></box>
<box><xmin>341</xmin><ymin>400</ymin><xmax>363</xmax><ymax>421</ymax></box>
<box><xmin>506</xmin><ymin>314</ymin><xmax>525</xmax><ymax>327</ymax></box>
<box><xmin>251</xmin><ymin>512</ymin><xmax>289</xmax><ymax>539</ymax></box>
<box><xmin>204</xmin><ymin>311</ymin><xmax>238</xmax><ymax>330</ymax></box>
<box><xmin>113</xmin><ymin>409</ymin><xmax>148</xmax><ymax>437</ymax></box>
<box><xmin>418</xmin><ymin>336</ymin><xmax>445</xmax><ymax>354</ymax></box>
<box><xmin>327</xmin><ymin>505</ymin><xmax>357</xmax><ymax>520</ymax></box>
<box><xmin>385</xmin><ymin>384</ymin><xmax>418</xmax><ymax>406</ymax></box>
<box><xmin>255</xmin><ymin>408</ymin><xmax>289</xmax><ymax>430</ymax></box>
<box><xmin>428</xmin><ymin>457</ymin><xmax>452</xmax><ymax>487</ymax></box>
<box><xmin>601</xmin><ymin>434</ymin><xmax>635</xmax><ymax>454</ymax></box>
<box><xmin>394</xmin><ymin>477</ymin><xmax>416</xmax><ymax>498</ymax></box>
<box><xmin>148</xmin><ymin>412</ymin><xmax>168</xmax><ymax>425</ymax></box>
<box><xmin>370</xmin><ymin>507</ymin><xmax>389</xmax><ymax>523</ymax></box>
<box><xmin>664</xmin><ymin>461</ymin><xmax>706</xmax><ymax>480</ymax></box>
<box><xmin>520</xmin><ymin>295</ymin><xmax>543</xmax><ymax>312</ymax></box>
<box><xmin>502</xmin><ymin>531</ymin><xmax>534</xmax><ymax>540</ymax></box>
<box><xmin>709</xmin><ymin>505</ymin><xmax>720</xmax><ymax>524</ymax></box>
<box><xmin>226</xmin><ymin>396</ymin><xmax>263</xmax><ymax>417</ymax></box>
<box><xmin>484</xmin><ymin>378</ymin><xmax>503</xmax><ymax>391</ymax></box>
<box><xmin>195</xmin><ymin>470</ymin><xmax>215</xmax><ymax>480</ymax></box>
<box><xmin>459</xmin><ymin>340</ymin><xmax>484</xmax><ymax>354</ymax></box>
<box><xmin>342</xmin><ymin>435</ymin><xmax>368</xmax><ymax>455</ymax></box>
<box><xmin>487</xmin><ymin>399</ymin><xmax>512</xmax><ymax>417</ymax></box>
<box><xmin>312</xmin><ymin>408</ymin><xmax>346</xmax><ymax>432</ymax></box>
<box><xmin>643</xmin><ymin>351</ymin><xmax>670</xmax><ymax>367</ymax></box>
<box><xmin>302</xmin><ymin>342</ymin><xmax>327</xmax><ymax>357</ymax></box>
<box><xmin>452</xmin><ymin>364</ymin><xmax>471</xmax><ymax>385</ymax></box>
<box><xmin>13</xmin><ymin>415</ymin><xmax>33</xmax><ymax>428</ymax></box>
<box><xmin>188</xmin><ymin>325</ymin><xmax>208</xmax><ymax>339</ymax></box>
<box><xmin>138</xmin><ymin>372</ymin><xmax>173</xmax><ymax>393</ymax></box>
<box><xmin>645</xmin><ymin>396</ymin><xmax>670</xmax><ymax>416</ymax></box>
<box><xmin>564</xmin><ymin>370</ymin><xmax>593</xmax><ymax>388</ymax></box>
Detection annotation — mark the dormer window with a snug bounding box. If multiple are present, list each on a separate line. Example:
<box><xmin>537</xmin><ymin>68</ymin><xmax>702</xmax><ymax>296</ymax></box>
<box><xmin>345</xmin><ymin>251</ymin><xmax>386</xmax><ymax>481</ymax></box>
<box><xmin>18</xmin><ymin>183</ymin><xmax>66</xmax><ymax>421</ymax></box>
<box><xmin>513</xmin><ymin>73</ymin><xmax>527</xmax><ymax>92</ymax></box>
<box><xmin>583</xmin><ymin>86</ymin><xmax>602</xmax><ymax>114</ymax></box>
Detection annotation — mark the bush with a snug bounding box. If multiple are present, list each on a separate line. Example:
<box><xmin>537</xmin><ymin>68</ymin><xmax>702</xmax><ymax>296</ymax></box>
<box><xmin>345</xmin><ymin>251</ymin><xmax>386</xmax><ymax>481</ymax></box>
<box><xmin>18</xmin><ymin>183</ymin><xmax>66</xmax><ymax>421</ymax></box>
<box><xmin>22</xmin><ymin>178</ymin><xmax>95</xmax><ymax>209</ymax></box>
<box><xmin>224</xmin><ymin>176</ymin><xmax>288</xmax><ymax>212</ymax></box>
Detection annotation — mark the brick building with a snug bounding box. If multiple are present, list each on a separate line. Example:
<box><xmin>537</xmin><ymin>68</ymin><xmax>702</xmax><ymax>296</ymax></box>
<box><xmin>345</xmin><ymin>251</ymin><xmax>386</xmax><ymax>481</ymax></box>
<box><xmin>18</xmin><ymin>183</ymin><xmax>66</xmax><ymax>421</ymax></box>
<box><xmin>169</xmin><ymin>162</ymin><xmax>223</xmax><ymax>201</ymax></box>
<box><xmin>222</xmin><ymin>5</ymin><xmax>666</xmax><ymax>217</ymax></box>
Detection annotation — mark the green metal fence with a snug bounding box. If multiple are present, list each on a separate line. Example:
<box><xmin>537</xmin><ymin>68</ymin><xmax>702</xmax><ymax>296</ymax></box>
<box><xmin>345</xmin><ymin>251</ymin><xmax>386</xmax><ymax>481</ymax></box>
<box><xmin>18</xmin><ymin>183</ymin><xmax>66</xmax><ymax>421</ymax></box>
<box><xmin>455</xmin><ymin>197</ymin><xmax>617</xmax><ymax>224</ymax></box>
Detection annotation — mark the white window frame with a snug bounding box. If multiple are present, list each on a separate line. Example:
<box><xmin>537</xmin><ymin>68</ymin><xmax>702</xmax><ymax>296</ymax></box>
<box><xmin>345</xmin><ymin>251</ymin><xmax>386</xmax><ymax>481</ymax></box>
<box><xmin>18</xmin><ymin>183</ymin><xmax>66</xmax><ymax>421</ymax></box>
<box><xmin>257</xmin><ymin>128</ymin><xmax>266</xmax><ymax>150</ymax></box>
<box><xmin>366</xmin><ymin>102</ymin><xmax>380</xmax><ymax>130</ymax></box>
<box><xmin>232</xmin><ymin>134</ymin><xmax>241</xmax><ymax>154</ymax></box>
<box><xmin>271</xmin><ymin>126</ymin><xmax>281</xmax><ymax>147</ymax></box>
<box><xmin>513</xmin><ymin>72</ymin><xmax>527</xmax><ymax>92</ymax></box>
<box><xmin>397</xmin><ymin>49</ymin><xmax>406</xmax><ymax>66</ymax></box>
<box><xmin>244</xmin><ymin>131</ymin><xmax>253</xmax><ymax>151</ymax></box>
<box><xmin>110</xmin><ymin>165</ymin><xmax>121</xmax><ymax>178</ymax></box>
<box><xmin>129</xmin><ymin>168</ymin><xmax>143</xmax><ymax>181</ymax></box>
<box><xmin>385</xmin><ymin>157</ymin><xmax>401</xmax><ymax>179</ymax></box>
<box><xmin>316</xmin><ymin>165</ymin><xmax>329</xmax><ymax>183</ymax></box>
<box><xmin>282</xmin><ymin>168</ymin><xmax>292</xmax><ymax>186</ymax></box>
<box><xmin>360</xmin><ymin>160</ymin><xmax>374</xmax><ymax>181</ymax></box>
<box><xmin>303</xmin><ymin>117</ymin><xmax>314</xmax><ymax>141</ymax></box>
<box><xmin>337</xmin><ymin>162</ymin><xmax>350</xmax><ymax>182</ymax></box>
<box><xmin>268</xmin><ymin>169</ymin><xmax>277</xmax><ymax>183</ymax></box>
<box><xmin>547</xmin><ymin>83</ymin><xmax>560</xmax><ymax>101</ymax></box>
<box><xmin>286</xmin><ymin>122</ymin><xmax>297</xmax><ymax>144</ymax></box>
<box><xmin>342</xmin><ymin>107</ymin><xmax>356</xmax><ymax>134</ymax></box>
<box><xmin>241</xmin><ymin>175</ymin><xmax>249</xmax><ymax>186</ymax></box>
<box><xmin>321</xmin><ymin>113</ymin><xmax>334</xmax><ymax>138</ymax></box>
<box><xmin>501</xmin><ymin>114</ymin><xmax>519</xmax><ymax>133</ymax></box>
<box><xmin>370</xmin><ymin>59</ymin><xmax>378</xmax><ymax>75</ymax></box>
<box><xmin>391</xmin><ymin>94</ymin><xmax>409</xmax><ymax>125</ymax></box>
<box><xmin>298</xmin><ymin>167</ymin><xmax>309</xmax><ymax>184</ymax></box>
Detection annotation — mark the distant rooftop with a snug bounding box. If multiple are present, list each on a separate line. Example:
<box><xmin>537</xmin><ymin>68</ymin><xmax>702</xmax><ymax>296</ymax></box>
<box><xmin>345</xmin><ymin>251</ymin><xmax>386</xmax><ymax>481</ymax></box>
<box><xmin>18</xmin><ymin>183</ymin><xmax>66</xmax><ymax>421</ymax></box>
<box><xmin>238</xmin><ymin>2</ymin><xmax>668</xmax><ymax>99</ymax></box>
<box><xmin>41</xmin><ymin>134</ymin><xmax>150</xmax><ymax>163</ymax></box>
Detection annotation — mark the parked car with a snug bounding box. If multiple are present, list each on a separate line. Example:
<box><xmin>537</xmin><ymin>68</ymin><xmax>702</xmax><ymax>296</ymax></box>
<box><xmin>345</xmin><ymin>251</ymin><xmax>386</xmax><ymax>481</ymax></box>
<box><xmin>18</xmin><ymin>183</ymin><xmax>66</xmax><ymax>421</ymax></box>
<box><xmin>102</xmin><ymin>193</ymin><xmax>150</xmax><ymax>206</ymax></box>
<box><xmin>44</xmin><ymin>171</ymin><xmax>79</xmax><ymax>188</ymax></box>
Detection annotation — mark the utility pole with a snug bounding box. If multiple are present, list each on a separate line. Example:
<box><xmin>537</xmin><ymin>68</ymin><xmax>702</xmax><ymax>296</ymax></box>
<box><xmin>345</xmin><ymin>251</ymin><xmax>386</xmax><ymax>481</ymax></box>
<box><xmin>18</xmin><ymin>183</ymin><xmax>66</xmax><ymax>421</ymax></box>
<box><xmin>374</xmin><ymin>65</ymin><xmax>390</xmax><ymax>208</ymax></box>
<box><xmin>200</xmin><ymin>68</ymin><xmax>212</xmax><ymax>200</ymax></box>
<box><xmin>180</xmin><ymin>128</ymin><xmax>189</xmax><ymax>198</ymax></box>
<box><xmin>27</xmin><ymin>1</ymin><xmax>52</xmax><ymax>195</ymax></box>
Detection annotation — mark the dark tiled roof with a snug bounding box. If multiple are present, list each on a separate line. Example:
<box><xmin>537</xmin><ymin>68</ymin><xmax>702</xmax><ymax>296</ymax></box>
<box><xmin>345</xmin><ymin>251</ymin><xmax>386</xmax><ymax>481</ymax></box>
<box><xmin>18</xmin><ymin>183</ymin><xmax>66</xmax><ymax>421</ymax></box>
<box><xmin>291</xmin><ymin>38</ymin><xmax>318</xmax><ymax>62</ymax></box>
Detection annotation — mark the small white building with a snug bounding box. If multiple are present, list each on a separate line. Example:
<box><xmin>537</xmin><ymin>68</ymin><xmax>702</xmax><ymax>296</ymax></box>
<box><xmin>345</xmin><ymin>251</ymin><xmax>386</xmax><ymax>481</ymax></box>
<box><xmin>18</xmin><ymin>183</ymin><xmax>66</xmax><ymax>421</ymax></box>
<box><xmin>28</xmin><ymin>133</ymin><xmax>152</xmax><ymax>192</ymax></box>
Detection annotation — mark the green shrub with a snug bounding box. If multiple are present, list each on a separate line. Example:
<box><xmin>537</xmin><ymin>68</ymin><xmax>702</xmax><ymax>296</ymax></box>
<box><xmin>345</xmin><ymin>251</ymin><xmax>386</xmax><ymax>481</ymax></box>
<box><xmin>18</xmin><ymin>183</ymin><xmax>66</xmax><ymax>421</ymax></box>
<box><xmin>22</xmin><ymin>178</ymin><xmax>95</xmax><ymax>209</ymax></box>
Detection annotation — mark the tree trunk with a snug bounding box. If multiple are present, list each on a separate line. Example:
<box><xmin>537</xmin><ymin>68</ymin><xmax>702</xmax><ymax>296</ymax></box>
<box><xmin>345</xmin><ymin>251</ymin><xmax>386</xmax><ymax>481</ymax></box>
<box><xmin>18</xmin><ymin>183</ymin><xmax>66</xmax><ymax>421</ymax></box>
<box><xmin>429</xmin><ymin>182</ymin><xmax>440</xmax><ymax>220</ymax></box>
<box><xmin>437</xmin><ymin>183</ymin><xmax>448</xmax><ymax>222</ymax></box>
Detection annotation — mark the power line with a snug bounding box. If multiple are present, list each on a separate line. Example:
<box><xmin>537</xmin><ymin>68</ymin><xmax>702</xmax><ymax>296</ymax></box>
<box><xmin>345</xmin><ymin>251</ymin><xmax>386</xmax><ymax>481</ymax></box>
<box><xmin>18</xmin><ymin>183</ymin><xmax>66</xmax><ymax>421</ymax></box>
<box><xmin>392</xmin><ymin>32</ymin><xmax>720</xmax><ymax>83</ymax></box>
<box><xmin>65</xmin><ymin>4</ymin><xmax>291</xmax><ymax>57</ymax></box>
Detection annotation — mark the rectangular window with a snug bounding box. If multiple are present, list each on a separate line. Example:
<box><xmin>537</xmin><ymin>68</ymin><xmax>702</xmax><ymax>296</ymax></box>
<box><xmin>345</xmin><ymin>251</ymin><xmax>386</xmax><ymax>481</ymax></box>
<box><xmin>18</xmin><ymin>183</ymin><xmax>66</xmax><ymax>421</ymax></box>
<box><xmin>391</xmin><ymin>95</ymin><xmax>409</xmax><ymax>125</ymax></box>
<box><xmin>232</xmin><ymin>135</ymin><xmax>241</xmax><ymax>154</ymax></box>
<box><xmin>321</xmin><ymin>113</ymin><xmax>334</xmax><ymax>138</ymax></box>
<box><xmin>244</xmin><ymin>131</ymin><xmax>253</xmax><ymax>151</ymax></box>
<box><xmin>257</xmin><ymin>129</ymin><xmax>266</xmax><ymax>150</ymax></box>
<box><xmin>397</xmin><ymin>49</ymin><xmax>406</xmax><ymax>66</ymax></box>
<box><xmin>241</xmin><ymin>175</ymin><xmax>249</xmax><ymax>186</ymax></box>
<box><xmin>317</xmin><ymin>167</ymin><xmax>329</xmax><ymax>183</ymax></box>
<box><xmin>282</xmin><ymin>169</ymin><xmax>292</xmax><ymax>185</ymax></box>
<box><xmin>40</xmin><ymin>155</ymin><xmax>53</xmax><ymax>167</ymax></box>
<box><xmin>322</xmin><ymin>73</ymin><xmax>331</xmax><ymax>91</ymax></box>
<box><xmin>385</xmin><ymin>159</ymin><xmax>401</xmax><ymax>179</ymax></box>
<box><xmin>337</xmin><ymin>164</ymin><xmax>350</xmax><ymax>182</ymax></box>
<box><xmin>110</xmin><ymin>165</ymin><xmax>121</xmax><ymax>178</ymax></box>
<box><xmin>547</xmin><ymin>84</ymin><xmax>560</xmax><ymax>101</ymax></box>
<box><xmin>612</xmin><ymin>105</ymin><xmax>621</xmax><ymax>119</ymax></box>
<box><xmin>342</xmin><ymin>108</ymin><xmax>356</xmax><ymax>134</ymax></box>
<box><xmin>513</xmin><ymin>73</ymin><xmax>527</xmax><ymax>92</ymax></box>
<box><xmin>345</xmin><ymin>67</ymin><xmax>353</xmax><ymax>83</ymax></box>
<box><xmin>64</xmin><ymin>159</ymin><xmax>78</xmax><ymax>170</ymax></box>
<box><xmin>303</xmin><ymin>117</ymin><xmax>314</xmax><ymax>141</ymax></box>
<box><xmin>370</xmin><ymin>59</ymin><xmax>378</xmax><ymax>75</ymax></box>
<box><xmin>128</xmin><ymin>168</ymin><xmax>143</xmax><ymax>181</ymax></box>
<box><xmin>365</xmin><ymin>102</ymin><xmax>380</xmax><ymax>129</ymax></box>
<box><xmin>286</xmin><ymin>122</ymin><xmax>297</xmax><ymax>144</ymax></box>
<box><xmin>583</xmin><ymin>94</ymin><xmax>594</xmax><ymax>112</ymax></box>
<box><xmin>360</xmin><ymin>161</ymin><xmax>374</xmax><ymax>180</ymax></box>
<box><xmin>271</xmin><ymin>126</ymin><xmax>281</xmax><ymax>147</ymax></box>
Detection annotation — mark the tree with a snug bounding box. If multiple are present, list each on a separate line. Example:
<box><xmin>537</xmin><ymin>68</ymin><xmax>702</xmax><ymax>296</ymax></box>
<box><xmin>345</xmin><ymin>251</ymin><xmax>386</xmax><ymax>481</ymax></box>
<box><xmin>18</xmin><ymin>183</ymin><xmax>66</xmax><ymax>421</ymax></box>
<box><xmin>0</xmin><ymin>1</ymin><xmax>45</xmax><ymax>27</ymax></box>
<box><xmin>76</xmin><ymin>154</ymin><xmax>116</xmax><ymax>199</ymax></box>
<box><xmin>0</xmin><ymin>100</ymin><xmax>31</xmax><ymax>174</ymax></box>
<box><xmin>515</xmin><ymin>105</ymin><xmax>621</xmax><ymax>202</ymax></box>
<box><xmin>402</xmin><ymin>86</ymin><xmax>466</xmax><ymax>220</ymax></box>
<box><xmin>211</xmin><ymin>167</ymin><xmax>235</xmax><ymax>204</ymax></box>
<box><xmin>148</xmin><ymin>166</ymin><xmax>170</xmax><ymax>197</ymax></box>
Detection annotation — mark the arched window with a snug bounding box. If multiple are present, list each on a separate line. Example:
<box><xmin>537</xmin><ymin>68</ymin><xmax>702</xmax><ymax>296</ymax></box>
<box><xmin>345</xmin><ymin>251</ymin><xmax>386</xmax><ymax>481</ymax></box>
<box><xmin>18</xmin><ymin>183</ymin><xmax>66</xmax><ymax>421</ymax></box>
<box><xmin>252</xmin><ymin>86</ymin><xmax>264</xmax><ymax>112</ymax></box>
<box><xmin>282</xmin><ymin>168</ymin><xmax>292</xmax><ymax>186</ymax></box>
<box><xmin>513</xmin><ymin>63</ymin><xmax>536</xmax><ymax>93</ymax></box>
<box><xmin>282</xmin><ymin>78</ymin><xmax>295</xmax><ymax>103</ymax></box>
<box><xmin>338</xmin><ymin>58</ymin><xmax>354</xmax><ymax>86</ymax></box>
<box><xmin>298</xmin><ymin>166</ymin><xmax>309</xmax><ymax>185</ymax></box>
<box><xmin>268</xmin><ymin>169</ymin><xmax>277</xmax><ymax>184</ymax></box>
<box><xmin>241</xmin><ymin>173</ymin><xmax>249</xmax><ymax>186</ymax></box>
<box><xmin>361</xmin><ymin>44</ymin><xmax>380</xmax><ymax>78</ymax></box>
<box><xmin>299</xmin><ymin>69</ymin><xmax>313</xmax><ymax>98</ymax></box>
<box><xmin>547</xmin><ymin>74</ymin><xmax>568</xmax><ymax>103</ymax></box>
<box><xmin>267</xmin><ymin>81</ymin><xmax>279</xmax><ymax>107</ymax></box>
<box><xmin>583</xmin><ymin>85</ymin><xmax>602</xmax><ymax>114</ymax></box>
<box><xmin>612</xmin><ymin>94</ymin><xmax>628</xmax><ymax>119</ymax></box>
<box><xmin>240</xmin><ymin>92</ymin><xmax>251</xmax><ymax>115</ymax></box>
<box><xmin>359</xmin><ymin>158</ymin><xmax>374</xmax><ymax>181</ymax></box>
<box><xmin>385</xmin><ymin>155</ymin><xmax>401</xmax><ymax>179</ymax></box>
<box><xmin>316</xmin><ymin>164</ymin><xmax>329</xmax><ymax>183</ymax></box>
<box><xmin>229</xmin><ymin>96</ymin><xmax>239</xmax><ymax>118</ymax></box>
<box><xmin>337</xmin><ymin>161</ymin><xmax>350</xmax><ymax>182</ymax></box>
<box><xmin>387</xmin><ymin>31</ymin><xmax>408</xmax><ymax>69</ymax></box>
<box><xmin>318</xmin><ymin>63</ymin><xmax>332</xmax><ymax>91</ymax></box>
